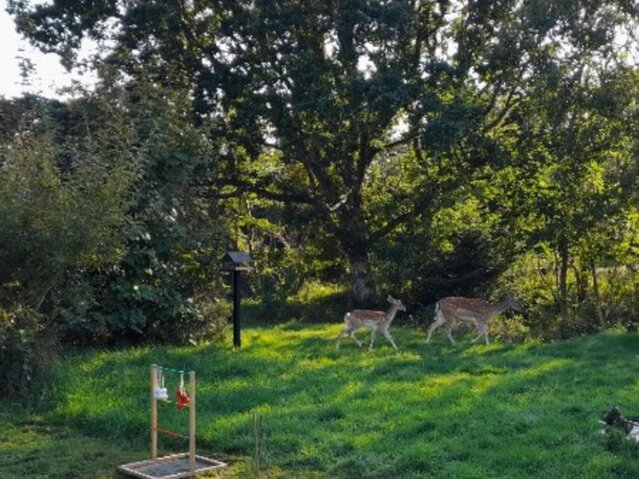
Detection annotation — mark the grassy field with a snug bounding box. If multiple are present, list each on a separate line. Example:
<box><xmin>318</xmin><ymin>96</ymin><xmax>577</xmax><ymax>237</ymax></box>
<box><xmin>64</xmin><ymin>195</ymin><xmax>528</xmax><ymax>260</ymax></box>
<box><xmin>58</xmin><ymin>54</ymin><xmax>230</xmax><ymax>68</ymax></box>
<box><xmin>2</xmin><ymin>324</ymin><xmax>639</xmax><ymax>478</ymax></box>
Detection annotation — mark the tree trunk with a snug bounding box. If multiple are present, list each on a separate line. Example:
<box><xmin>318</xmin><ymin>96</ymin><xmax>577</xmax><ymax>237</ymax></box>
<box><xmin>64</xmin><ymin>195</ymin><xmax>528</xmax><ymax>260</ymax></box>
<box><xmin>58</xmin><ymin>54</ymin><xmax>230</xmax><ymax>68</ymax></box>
<box><xmin>590</xmin><ymin>258</ymin><xmax>605</xmax><ymax>330</ymax></box>
<box><xmin>333</xmin><ymin>200</ymin><xmax>376</xmax><ymax>306</ymax></box>
<box><xmin>558</xmin><ymin>236</ymin><xmax>569</xmax><ymax>321</ymax></box>
<box><xmin>348</xmin><ymin>253</ymin><xmax>376</xmax><ymax>306</ymax></box>
<box><xmin>571</xmin><ymin>261</ymin><xmax>587</xmax><ymax>304</ymax></box>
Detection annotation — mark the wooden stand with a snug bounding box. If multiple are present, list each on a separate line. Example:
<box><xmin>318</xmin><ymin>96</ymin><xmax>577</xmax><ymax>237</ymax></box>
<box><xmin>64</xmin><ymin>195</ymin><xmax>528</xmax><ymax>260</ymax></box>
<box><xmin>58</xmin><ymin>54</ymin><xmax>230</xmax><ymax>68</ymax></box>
<box><xmin>118</xmin><ymin>365</ymin><xmax>227</xmax><ymax>479</ymax></box>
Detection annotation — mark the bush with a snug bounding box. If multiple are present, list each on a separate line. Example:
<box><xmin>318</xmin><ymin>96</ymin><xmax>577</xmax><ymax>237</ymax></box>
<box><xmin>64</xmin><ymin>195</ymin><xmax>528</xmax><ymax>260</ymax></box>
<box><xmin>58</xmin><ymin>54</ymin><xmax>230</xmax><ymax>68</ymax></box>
<box><xmin>489</xmin><ymin>313</ymin><xmax>530</xmax><ymax>343</ymax></box>
<box><xmin>493</xmin><ymin>249</ymin><xmax>639</xmax><ymax>341</ymax></box>
<box><xmin>0</xmin><ymin>306</ymin><xmax>56</xmax><ymax>395</ymax></box>
<box><xmin>49</xmin><ymin>270</ymin><xmax>232</xmax><ymax>345</ymax></box>
<box><xmin>151</xmin><ymin>294</ymin><xmax>232</xmax><ymax>344</ymax></box>
<box><xmin>244</xmin><ymin>281</ymin><xmax>351</xmax><ymax>323</ymax></box>
<box><xmin>287</xmin><ymin>281</ymin><xmax>351</xmax><ymax>322</ymax></box>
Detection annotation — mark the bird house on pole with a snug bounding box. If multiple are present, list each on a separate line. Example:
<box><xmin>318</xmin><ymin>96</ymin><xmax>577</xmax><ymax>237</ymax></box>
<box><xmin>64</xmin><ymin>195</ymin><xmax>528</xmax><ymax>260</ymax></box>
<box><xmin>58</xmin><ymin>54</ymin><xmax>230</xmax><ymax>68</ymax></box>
<box><xmin>221</xmin><ymin>251</ymin><xmax>254</xmax><ymax>348</ymax></box>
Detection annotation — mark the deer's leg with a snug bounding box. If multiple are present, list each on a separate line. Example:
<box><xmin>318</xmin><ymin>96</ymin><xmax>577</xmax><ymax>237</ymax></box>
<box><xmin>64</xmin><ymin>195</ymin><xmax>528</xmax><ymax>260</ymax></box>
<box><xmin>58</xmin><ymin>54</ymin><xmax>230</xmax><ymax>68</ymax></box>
<box><xmin>482</xmin><ymin>324</ymin><xmax>490</xmax><ymax>345</ymax></box>
<box><xmin>336</xmin><ymin>323</ymin><xmax>355</xmax><ymax>350</ymax></box>
<box><xmin>446</xmin><ymin>324</ymin><xmax>456</xmax><ymax>344</ymax></box>
<box><xmin>349</xmin><ymin>328</ymin><xmax>363</xmax><ymax>347</ymax></box>
<box><xmin>426</xmin><ymin>314</ymin><xmax>447</xmax><ymax>343</ymax></box>
<box><xmin>336</xmin><ymin>327</ymin><xmax>348</xmax><ymax>350</ymax></box>
<box><xmin>369</xmin><ymin>329</ymin><xmax>380</xmax><ymax>350</ymax></box>
<box><xmin>469</xmin><ymin>319</ymin><xmax>481</xmax><ymax>343</ymax></box>
<box><xmin>337</xmin><ymin>326</ymin><xmax>362</xmax><ymax>350</ymax></box>
<box><xmin>470</xmin><ymin>323</ymin><xmax>489</xmax><ymax>345</ymax></box>
<box><xmin>383</xmin><ymin>329</ymin><xmax>398</xmax><ymax>350</ymax></box>
<box><xmin>441</xmin><ymin>316</ymin><xmax>457</xmax><ymax>344</ymax></box>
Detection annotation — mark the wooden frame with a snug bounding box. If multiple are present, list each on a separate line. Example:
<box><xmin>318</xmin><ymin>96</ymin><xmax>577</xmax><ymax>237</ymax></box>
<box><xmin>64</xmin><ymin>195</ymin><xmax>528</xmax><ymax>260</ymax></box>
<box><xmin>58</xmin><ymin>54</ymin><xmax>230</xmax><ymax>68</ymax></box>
<box><xmin>119</xmin><ymin>365</ymin><xmax>227</xmax><ymax>479</ymax></box>
<box><xmin>118</xmin><ymin>453</ymin><xmax>227</xmax><ymax>479</ymax></box>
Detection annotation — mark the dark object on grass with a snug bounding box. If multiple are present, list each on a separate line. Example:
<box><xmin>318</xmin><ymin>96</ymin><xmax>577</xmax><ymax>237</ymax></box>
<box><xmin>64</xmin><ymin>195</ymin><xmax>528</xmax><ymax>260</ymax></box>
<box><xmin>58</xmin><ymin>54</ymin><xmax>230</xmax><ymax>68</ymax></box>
<box><xmin>601</xmin><ymin>406</ymin><xmax>639</xmax><ymax>440</ymax></box>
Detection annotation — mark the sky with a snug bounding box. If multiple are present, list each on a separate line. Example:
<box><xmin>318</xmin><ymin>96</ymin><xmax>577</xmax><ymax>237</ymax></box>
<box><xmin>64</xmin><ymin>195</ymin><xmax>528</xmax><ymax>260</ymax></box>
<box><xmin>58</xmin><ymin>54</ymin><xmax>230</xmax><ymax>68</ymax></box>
<box><xmin>0</xmin><ymin>1</ymin><xmax>94</xmax><ymax>99</ymax></box>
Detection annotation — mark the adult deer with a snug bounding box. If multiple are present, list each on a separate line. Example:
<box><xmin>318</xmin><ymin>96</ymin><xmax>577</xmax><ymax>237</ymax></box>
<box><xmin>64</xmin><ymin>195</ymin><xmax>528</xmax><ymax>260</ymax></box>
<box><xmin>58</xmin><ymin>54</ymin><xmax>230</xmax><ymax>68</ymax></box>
<box><xmin>336</xmin><ymin>295</ymin><xmax>406</xmax><ymax>351</ymax></box>
<box><xmin>426</xmin><ymin>293</ymin><xmax>522</xmax><ymax>345</ymax></box>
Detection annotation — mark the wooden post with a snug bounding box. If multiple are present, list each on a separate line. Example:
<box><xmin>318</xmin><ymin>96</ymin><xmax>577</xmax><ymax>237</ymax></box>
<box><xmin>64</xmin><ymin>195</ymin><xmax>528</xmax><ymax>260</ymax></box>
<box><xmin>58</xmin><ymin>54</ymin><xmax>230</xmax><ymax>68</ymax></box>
<box><xmin>151</xmin><ymin>364</ymin><xmax>158</xmax><ymax>460</ymax></box>
<box><xmin>232</xmin><ymin>270</ymin><xmax>241</xmax><ymax>348</ymax></box>
<box><xmin>189</xmin><ymin>370</ymin><xmax>196</xmax><ymax>474</ymax></box>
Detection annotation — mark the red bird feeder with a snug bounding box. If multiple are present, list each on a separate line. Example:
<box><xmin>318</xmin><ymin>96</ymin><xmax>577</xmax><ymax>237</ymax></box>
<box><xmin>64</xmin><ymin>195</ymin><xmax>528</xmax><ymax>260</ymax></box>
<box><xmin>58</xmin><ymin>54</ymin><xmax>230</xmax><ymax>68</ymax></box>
<box><xmin>176</xmin><ymin>388</ymin><xmax>190</xmax><ymax>409</ymax></box>
<box><xmin>176</xmin><ymin>372</ymin><xmax>190</xmax><ymax>409</ymax></box>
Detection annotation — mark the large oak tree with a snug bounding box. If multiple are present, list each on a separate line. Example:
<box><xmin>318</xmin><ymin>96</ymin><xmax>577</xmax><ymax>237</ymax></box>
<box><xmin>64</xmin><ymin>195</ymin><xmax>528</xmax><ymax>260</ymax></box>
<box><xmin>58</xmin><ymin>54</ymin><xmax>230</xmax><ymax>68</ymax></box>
<box><xmin>10</xmin><ymin>0</ymin><xmax>637</xmax><ymax>303</ymax></box>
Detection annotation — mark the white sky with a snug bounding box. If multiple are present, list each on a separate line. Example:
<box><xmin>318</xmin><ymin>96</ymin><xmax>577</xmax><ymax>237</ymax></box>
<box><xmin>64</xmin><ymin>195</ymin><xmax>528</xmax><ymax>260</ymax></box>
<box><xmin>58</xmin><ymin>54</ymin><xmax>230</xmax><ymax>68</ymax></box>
<box><xmin>0</xmin><ymin>0</ymin><xmax>95</xmax><ymax>99</ymax></box>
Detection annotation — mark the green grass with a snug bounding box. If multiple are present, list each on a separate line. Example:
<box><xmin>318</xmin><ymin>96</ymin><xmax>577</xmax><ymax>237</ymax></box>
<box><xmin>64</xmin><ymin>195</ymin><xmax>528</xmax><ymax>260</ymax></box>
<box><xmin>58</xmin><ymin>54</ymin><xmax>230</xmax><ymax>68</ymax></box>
<box><xmin>2</xmin><ymin>325</ymin><xmax>639</xmax><ymax>478</ymax></box>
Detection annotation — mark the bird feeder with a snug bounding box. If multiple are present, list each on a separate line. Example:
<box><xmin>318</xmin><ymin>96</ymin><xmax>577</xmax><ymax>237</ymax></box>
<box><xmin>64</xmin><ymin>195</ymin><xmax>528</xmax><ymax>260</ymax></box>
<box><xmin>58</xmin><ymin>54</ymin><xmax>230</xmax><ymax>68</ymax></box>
<box><xmin>221</xmin><ymin>251</ymin><xmax>254</xmax><ymax>348</ymax></box>
<box><xmin>118</xmin><ymin>365</ymin><xmax>227</xmax><ymax>478</ymax></box>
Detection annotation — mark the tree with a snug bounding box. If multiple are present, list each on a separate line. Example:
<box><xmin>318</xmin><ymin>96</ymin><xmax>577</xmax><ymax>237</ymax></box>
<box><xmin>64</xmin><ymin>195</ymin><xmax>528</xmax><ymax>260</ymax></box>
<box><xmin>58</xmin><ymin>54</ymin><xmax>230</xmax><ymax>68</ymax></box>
<box><xmin>0</xmin><ymin>106</ymin><xmax>134</xmax><ymax>391</ymax></box>
<box><xmin>81</xmin><ymin>79</ymin><xmax>231</xmax><ymax>342</ymax></box>
<box><xmin>486</xmin><ymin>61</ymin><xmax>639</xmax><ymax>327</ymax></box>
<box><xmin>0</xmin><ymin>128</ymin><xmax>132</xmax><ymax>310</ymax></box>
<box><xmin>10</xmin><ymin>0</ymin><xmax>638</xmax><ymax>303</ymax></box>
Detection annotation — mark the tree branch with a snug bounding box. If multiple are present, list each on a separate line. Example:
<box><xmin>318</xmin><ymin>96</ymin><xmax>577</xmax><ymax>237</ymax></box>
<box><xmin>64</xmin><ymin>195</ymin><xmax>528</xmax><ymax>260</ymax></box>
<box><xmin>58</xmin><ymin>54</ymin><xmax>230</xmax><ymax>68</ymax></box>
<box><xmin>370</xmin><ymin>184</ymin><xmax>439</xmax><ymax>242</ymax></box>
<box><xmin>213</xmin><ymin>178</ymin><xmax>315</xmax><ymax>205</ymax></box>
<box><xmin>481</xmin><ymin>93</ymin><xmax>522</xmax><ymax>135</ymax></box>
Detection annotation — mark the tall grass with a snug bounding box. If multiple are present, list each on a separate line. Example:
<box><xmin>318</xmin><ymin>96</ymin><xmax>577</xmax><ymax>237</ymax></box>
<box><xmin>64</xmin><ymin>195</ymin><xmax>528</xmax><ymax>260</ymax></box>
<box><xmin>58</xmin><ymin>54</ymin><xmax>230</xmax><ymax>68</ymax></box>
<box><xmin>3</xmin><ymin>325</ymin><xmax>639</xmax><ymax>478</ymax></box>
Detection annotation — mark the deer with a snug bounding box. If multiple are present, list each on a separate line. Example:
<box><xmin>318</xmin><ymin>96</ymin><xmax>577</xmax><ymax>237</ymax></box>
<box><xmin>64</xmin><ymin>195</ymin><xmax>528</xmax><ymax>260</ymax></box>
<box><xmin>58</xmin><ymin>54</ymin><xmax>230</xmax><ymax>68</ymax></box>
<box><xmin>426</xmin><ymin>293</ymin><xmax>522</xmax><ymax>345</ymax></box>
<box><xmin>336</xmin><ymin>295</ymin><xmax>406</xmax><ymax>351</ymax></box>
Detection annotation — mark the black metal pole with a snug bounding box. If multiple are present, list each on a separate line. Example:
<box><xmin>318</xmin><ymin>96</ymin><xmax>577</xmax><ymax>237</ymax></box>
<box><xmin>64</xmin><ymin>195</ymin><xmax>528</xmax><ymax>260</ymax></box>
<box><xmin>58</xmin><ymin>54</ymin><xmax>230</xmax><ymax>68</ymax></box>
<box><xmin>232</xmin><ymin>269</ymin><xmax>241</xmax><ymax>348</ymax></box>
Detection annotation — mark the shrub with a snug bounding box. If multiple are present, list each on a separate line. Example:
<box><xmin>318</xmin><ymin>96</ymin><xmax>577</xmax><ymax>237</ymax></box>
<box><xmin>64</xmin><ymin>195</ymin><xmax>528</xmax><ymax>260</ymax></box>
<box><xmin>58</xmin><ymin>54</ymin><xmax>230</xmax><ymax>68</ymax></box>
<box><xmin>489</xmin><ymin>313</ymin><xmax>530</xmax><ymax>343</ymax></box>
<box><xmin>0</xmin><ymin>306</ymin><xmax>56</xmax><ymax>395</ymax></box>
<box><xmin>287</xmin><ymin>281</ymin><xmax>351</xmax><ymax>322</ymax></box>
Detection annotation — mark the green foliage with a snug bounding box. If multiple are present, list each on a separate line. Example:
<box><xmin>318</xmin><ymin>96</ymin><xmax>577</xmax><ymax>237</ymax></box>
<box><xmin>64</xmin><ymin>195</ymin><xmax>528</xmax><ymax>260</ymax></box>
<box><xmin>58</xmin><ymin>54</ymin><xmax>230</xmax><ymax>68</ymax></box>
<box><xmin>371</xmin><ymin>179</ymin><xmax>514</xmax><ymax>307</ymax></box>
<box><xmin>26</xmin><ymin>83</ymin><xmax>230</xmax><ymax>344</ymax></box>
<box><xmin>15</xmin><ymin>0</ymin><xmax>637</xmax><ymax>304</ymax></box>
<box><xmin>488</xmin><ymin>313</ymin><xmax>531</xmax><ymax>344</ymax></box>
<box><xmin>4</xmin><ymin>1</ymin><xmax>639</xmax><ymax>340</ymax></box>
<box><xmin>0</xmin><ymin>306</ymin><xmax>54</xmax><ymax>396</ymax></box>
<box><xmin>287</xmin><ymin>281</ymin><xmax>351</xmax><ymax>323</ymax></box>
<box><xmin>0</xmin><ymin>135</ymin><xmax>131</xmax><ymax>308</ymax></box>
<box><xmin>0</xmin><ymin>85</ymin><xmax>233</xmax><ymax>351</ymax></box>
<box><xmin>82</xmin><ymin>82</ymin><xmax>231</xmax><ymax>343</ymax></box>
<box><xmin>495</xmin><ymin>244</ymin><xmax>639</xmax><ymax>341</ymax></box>
<box><xmin>244</xmin><ymin>281</ymin><xmax>350</xmax><ymax>324</ymax></box>
<box><xmin>0</xmin><ymin>122</ymin><xmax>133</xmax><ymax>391</ymax></box>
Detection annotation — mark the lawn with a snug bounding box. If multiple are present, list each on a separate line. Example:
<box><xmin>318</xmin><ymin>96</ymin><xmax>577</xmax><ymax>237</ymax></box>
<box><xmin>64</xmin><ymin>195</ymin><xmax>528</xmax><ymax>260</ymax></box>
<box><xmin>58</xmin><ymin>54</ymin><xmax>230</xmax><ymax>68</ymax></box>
<box><xmin>2</xmin><ymin>324</ymin><xmax>639</xmax><ymax>478</ymax></box>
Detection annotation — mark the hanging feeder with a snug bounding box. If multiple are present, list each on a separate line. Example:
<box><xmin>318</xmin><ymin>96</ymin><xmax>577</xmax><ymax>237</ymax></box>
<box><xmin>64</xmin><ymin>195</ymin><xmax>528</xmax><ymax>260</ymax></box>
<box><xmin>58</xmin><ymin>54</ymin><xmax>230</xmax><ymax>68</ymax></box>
<box><xmin>118</xmin><ymin>365</ymin><xmax>226</xmax><ymax>479</ymax></box>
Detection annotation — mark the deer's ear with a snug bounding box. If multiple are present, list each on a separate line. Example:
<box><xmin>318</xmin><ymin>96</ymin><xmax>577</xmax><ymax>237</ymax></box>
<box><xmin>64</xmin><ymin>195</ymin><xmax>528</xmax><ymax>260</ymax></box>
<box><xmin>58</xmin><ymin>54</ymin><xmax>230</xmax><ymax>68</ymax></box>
<box><xmin>387</xmin><ymin>295</ymin><xmax>393</xmax><ymax>301</ymax></box>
